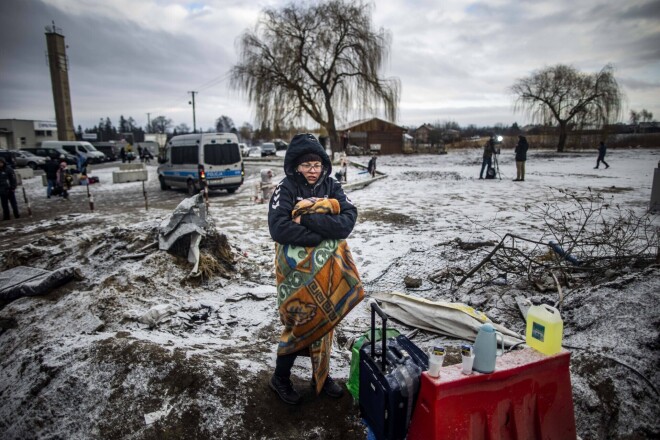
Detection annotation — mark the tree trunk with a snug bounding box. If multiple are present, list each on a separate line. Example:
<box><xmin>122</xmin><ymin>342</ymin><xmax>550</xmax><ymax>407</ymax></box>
<box><xmin>557</xmin><ymin>121</ymin><xmax>568</xmax><ymax>152</ymax></box>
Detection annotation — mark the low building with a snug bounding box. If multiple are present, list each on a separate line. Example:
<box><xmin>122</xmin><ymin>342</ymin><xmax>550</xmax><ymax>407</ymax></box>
<box><xmin>338</xmin><ymin>118</ymin><xmax>407</xmax><ymax>155</ymax></box>
<box><xmin>0</xmin><ymin>119</ymin><xmax>57</xmax><ymax>149</ymax></box>
<box><xmin>414</xmin><ymin>123</ymin><xmax>435</xmax><ymax>144</ymax></box>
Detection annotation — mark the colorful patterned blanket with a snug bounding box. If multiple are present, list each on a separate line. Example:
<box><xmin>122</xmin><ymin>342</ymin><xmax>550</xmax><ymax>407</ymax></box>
<box><xmin>275</xmin><ymin>197</ymin><xmax>364</xmax><ymax>394</ymax></box>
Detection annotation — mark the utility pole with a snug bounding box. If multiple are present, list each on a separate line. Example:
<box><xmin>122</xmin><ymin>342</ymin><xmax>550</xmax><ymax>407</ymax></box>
<box><xmin>146</xmin><ymin>113</ymin><xmax>151</xmax><ymax>133</ymax></box>
<box><xmin>188</xmin><ymin>91</ymin><xmax>198</xmax><ymax>133</ymax></box>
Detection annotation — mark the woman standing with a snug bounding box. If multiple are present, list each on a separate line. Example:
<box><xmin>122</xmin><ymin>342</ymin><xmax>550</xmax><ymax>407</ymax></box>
<box><xmin>514</xmin><ymin>135</ymin><xmax>529</xmax><ymax>181</ymax></box>
<box><xmin>267</xmin><ymin>133</ymin><xmax>364</xmax><ymax>405</ymax></box>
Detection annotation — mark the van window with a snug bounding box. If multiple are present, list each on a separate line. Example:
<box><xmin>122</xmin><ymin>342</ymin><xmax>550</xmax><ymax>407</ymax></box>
<box><xmin>171</xmin><ymin>145</ymin><xmax>198</xmax><ymax>164</ymax></box>
<box><xmin>79</xmin><ymin>145</ymin><xmax>89</xmax><ymax>153</ymax></box>
<box><xmin>62</xmin><ymin>145</ymin><xmax>76</xmax><ymax>154</ymax></box>
<box><xmin>204</xmin><ymin>143</ymin><xmax>240</xmax><ymax>166</ymax></box>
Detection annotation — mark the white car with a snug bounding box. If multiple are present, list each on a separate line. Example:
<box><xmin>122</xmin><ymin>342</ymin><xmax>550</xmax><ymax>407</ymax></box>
<box><xmin>239</xmin><ymin>143</ymin><xmax>250</xmax><ymax>157</ymax></box>
<box><xmin>247</xmin><ymin>147</ymin><xmax>262</xmax><ymax>158</ymax></box>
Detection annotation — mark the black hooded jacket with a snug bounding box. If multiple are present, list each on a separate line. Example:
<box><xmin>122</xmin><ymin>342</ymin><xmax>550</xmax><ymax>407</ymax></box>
<box><xmin>0</xmin><ymin>159</ymin><xmax>18</xmax><ymax>191</ymax></box>
<box><xmin>515</xmin><ymin>136</ymin><xmax>529</xmax><ymax>161</ymax></box>
<box><xmin>268</xmin><ymin>134</ymin><xmax>358</xmax><ymax>247</ymax></box>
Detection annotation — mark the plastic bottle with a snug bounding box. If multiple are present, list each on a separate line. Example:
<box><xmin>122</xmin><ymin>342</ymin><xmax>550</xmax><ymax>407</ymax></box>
<box><xmin>526</xmin><ymin>304</ymin><xmax>564</xmax><ymax>355</ymax></box>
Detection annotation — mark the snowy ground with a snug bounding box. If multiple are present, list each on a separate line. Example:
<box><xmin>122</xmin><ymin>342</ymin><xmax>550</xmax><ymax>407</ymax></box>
<box><xmin>0</xmin><ymin>147</ymin><xmax>658</xmax><ymax>439</ymax></box>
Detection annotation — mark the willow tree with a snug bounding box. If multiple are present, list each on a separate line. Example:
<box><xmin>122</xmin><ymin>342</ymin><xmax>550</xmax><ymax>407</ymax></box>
<box><xmin>230</xmin><ymin>0</ymin><xmax>400</xmax><ymax>152</ymax></box>
<box><xmin>511</xmin><ymin>64</ymin><xmax>622</xmax><ymax>152</ymax></box>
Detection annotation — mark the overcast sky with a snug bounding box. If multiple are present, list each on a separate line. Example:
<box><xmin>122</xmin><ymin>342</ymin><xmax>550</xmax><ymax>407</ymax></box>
<box><xmin>1</xmin><ymin>0</ymin><xmax>659</xmax><ymax>132</ymax></box>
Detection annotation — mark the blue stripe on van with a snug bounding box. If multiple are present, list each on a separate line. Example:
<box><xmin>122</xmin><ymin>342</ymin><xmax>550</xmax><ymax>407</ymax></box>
<box><xmin>161</xmin><ymin>169</ymin><xmax>241</xmax><ymax>178</ymax></box>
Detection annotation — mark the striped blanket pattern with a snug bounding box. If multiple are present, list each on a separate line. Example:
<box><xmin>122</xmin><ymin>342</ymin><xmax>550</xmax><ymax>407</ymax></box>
<box><xmin>275</xmin><ymin>198</ymin><xmax>364</xmax><ymax>394</ymax></box>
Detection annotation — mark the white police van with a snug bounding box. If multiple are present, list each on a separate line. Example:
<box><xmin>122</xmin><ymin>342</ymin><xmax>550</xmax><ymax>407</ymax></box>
<box><xmin>157</xmin><ymin>132</ymin><xmax>244</xmax><ymax>194</ymax></box>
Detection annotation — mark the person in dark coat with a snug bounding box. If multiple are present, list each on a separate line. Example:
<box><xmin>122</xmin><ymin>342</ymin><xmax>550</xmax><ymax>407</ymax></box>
<box><xmin>479</xmin><ymin>137</ymin><xmax>496</xmax><ymax>179</ymax></box>
<box><xmin>44</xmin><ymin>154</ymin><xmax>60</xmax><ymax>198</ymax></box>
<box><xmin>0</xmin><ymin>157</ymin><xmax>20</xmax><ymax>220</ymax></box>
<box><xmin>367</xmin><ymin>155</ymin><xmax>377</xmax><ymax>177</ymax></box>
<box><xmin>514</xmin><ymin>135</ymin><xmax>529</xmax><ymax>181</ymax></box>
<box><xmin>594</xmin><ymin>141</ymin><xmax>609</xmax><ymax>169</ymax></box>
<box><xmin>267</xmin><ymin>133</ymin><xmax>359</xmax><ymax>404</ymax></box>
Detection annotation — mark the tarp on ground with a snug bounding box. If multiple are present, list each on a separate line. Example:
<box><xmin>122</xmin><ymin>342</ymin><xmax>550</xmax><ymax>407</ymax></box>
<box><xmin>158</xmin><ymin>194</ymin><xmax>207</xmax><ymax>274</ymax></box>
<box><xmin>371</xmin><ymin>291</ymin><xmax>525</xmax><ymax>347</ymax></box>
<box><xmin>0</xmin><ymin>266</ymin><xmax>78</xmax><ymax>301</ymax></box>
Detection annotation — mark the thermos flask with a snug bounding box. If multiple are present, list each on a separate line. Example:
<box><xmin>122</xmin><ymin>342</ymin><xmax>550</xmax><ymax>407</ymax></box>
<box><xmin>472</xmin><ymin>323</ymin><xmax>504</xmax><ymax>373</ymax></box>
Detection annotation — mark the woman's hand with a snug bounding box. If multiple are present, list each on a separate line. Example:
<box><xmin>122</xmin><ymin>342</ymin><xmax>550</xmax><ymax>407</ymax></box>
<box><xmin>292</xmin><ymin>216</ymin><xmax>301</xmax><ymax>224</ymax></box>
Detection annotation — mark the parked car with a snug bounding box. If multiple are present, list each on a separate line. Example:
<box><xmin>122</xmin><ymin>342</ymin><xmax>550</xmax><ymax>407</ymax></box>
<box><xmin>0</xmin><ymin>150</ymin><xmax>18</xmax><ymax>168</ymax></box>
<box><xmin>22</xmin><ymin>147</ymin><xmax>78</xmax><ymax>165</ymax></box>
<box><xmin>239</xmin><ymin>143</ymin><xmax>250</xmax><ymax>157</ymax></box>
<box><xmin>247</xmin><ymin>147</ymin><xmax>262</xmax><ymax>158</ymax></box>
<box><xmin>273</xmin><ymin>139</ymin><xmax>288</xmax><ymax>150</ymax></box>
<box><xmin>13</xmin><ymin>150</ymin><xmax>47</xmax><ymax>169</ymax></box>
<box><xmin>260</xmin><ymin>142</ymin><xmax>277</xmax><ymax>157</ymax></box>
<box><xmin>93</xmin><ymin>142</ymin><xmax>121</xmax><ymax>161</ymax></box>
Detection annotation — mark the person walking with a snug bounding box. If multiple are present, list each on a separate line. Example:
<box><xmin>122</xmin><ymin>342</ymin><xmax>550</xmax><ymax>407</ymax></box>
<box><xmin>367</xmin><ymin>155</ymin><xmax>377</xmax><ymax>177</ymax></box>
<box><xmin>594</xmin><ymin>141</ymin><xmax>610</xmax><ymax>169</ymax></box>
<box><xmin>267</xmin><ymin>133</ymin><xmax>364</xmax><ymax>405</ymax></box>
<box><xmin>44</xmin><ymin>154</ymin><xmax>60</xmax><ymax>198</ymax></box>
<box><xmin>0</xmin><ymin>157</ymin><xmax>20</xmax><ymax>220</ymax></box>
<box><xmin>479</xmin><ymin>136</ymin><xmax>496</xmax><ymax>179</ymax></box>
<box><xmin>514</xmin><ymin>135</ymin><xmax>529</xmax><ymax>181</ymax></box>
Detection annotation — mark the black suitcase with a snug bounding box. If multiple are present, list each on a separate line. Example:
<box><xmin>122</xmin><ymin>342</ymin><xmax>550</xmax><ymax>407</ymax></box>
<box><xmin>359</xmin><ymin>302</ymin><xmax>429</xmax><ymax>440</ymax></box>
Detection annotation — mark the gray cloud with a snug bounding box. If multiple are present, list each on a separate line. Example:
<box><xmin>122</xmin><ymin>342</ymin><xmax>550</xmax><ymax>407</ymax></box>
<box><xmin>1</xmin><ymin>0</ymin><xmax>658</xmax><ymax>131</ymax></box>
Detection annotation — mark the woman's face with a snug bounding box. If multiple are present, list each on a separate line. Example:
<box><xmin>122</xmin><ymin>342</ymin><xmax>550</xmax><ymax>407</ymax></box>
<box><xmin>297</xmin><ymin>161</ymin><xmax>323</xmax><ymax>184</ymax></box>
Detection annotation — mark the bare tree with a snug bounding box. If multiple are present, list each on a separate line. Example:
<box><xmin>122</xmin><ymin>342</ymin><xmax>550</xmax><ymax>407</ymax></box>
<box><xmin>511</xmin><ymin>64</ymin><xmax>622</xmax><ymax>152</ymax></box>
<box><xmin>239</xmin><ymin>122</ymin><xmax>253</xmax><ymax>144</ymax></box>
<box><xmin>215</xmin><ymin>115</ymin><xmax>235</xmax><ymax>133</ymax></box>
<box><xmin>230</xmin><ymin>0</ymin><xmax>400</xmax><ymax>152</ymax></box>
<box><xmin>150</xmin><ymin>116</ymin><xmax>172</xmax><ymax>134</ymax></box>
<box><xmin>630</xmin><ymin>110</ymin><xmax>640</xmax><ymax>133</ymax></box>
<box><xmin>174</xmin><ymin>123</ymin><xmax>190</xmax><ymax>134</ymax></box>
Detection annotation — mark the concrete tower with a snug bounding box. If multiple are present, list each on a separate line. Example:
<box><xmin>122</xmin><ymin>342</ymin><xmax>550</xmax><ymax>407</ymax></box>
<box><xmin>45</xmin><ymin>22</ymin><xmax>76</xmax><ymax>141</ymax></box>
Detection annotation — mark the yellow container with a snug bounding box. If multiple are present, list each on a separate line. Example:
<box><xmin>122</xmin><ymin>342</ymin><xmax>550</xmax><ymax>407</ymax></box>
<box><xmin>526</xmin><ymin>304</ymin><xmax>564</xmax><ymax>355</ymax></box>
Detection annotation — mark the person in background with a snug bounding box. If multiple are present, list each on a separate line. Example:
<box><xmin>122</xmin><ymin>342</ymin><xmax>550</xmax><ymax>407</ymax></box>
<box><xmin>479</xmin><ymin>136</ymin><xmax>496</xmax><ymax>179</ymax></box>
<box><xmin>340</xmin><ymin>154</ymin><xmax>348</xmax><ymax>183</ymax></box>
<box><xmin>56</xmin><ymin>161</ymin><xmax>72</xmax><ymax>200</ymax></box>
<box><xmin>267</xmin><ymin>133</ymin><xmax>363</xmax><ymax>405</ymax></box>
<box><xmin>0</xmin><ymin>157</ymin><xmax>20</xmax><ymax>220</ymax></box>
<box><xmin>514</xmin><ymin>135</ymin><xmax>529</xmax><ymax>181</ymax></box>
<box><xmin>44</xmin><ymin>154</ymin><xmax>60</xmax><ymax>198</ymax></box>
<box><xmin>76</xmin><ymin>151</ymin><xmax>86</xmax><ymax>174</ymax></box>
<box><xmin>594</xmin><ymin>141</ymin><xmax>610</xmax><ymax>169</ymax></box>
<box><xmin>119</xmin><ymin>146</ymin><xmax>126</xmax><ymax>163</ymax></box>
<box><xmin>367</xmin><ymin>155</ymin><xmax>377</xmax><ymax>178</ymax></box>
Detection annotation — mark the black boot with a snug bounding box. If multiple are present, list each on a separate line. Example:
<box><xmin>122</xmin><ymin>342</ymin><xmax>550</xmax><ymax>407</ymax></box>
<box><xmin>313</xmin><ymin>376</ymin><xmax>344</xmax><ymax>398</ymax></box>
<box><xmin>270</xmin><ymin>374</ymin><xmax>301</xmax><ymax>405</ymax></box>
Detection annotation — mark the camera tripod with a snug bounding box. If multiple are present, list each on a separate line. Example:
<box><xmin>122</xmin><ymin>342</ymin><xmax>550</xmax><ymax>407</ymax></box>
<box><xmin>492</xmin><ymin>151</ymin><xmax>501</xmax><ymax>180</ymax></box>
<box><xmin>486</xmin><ymin>151</ymin><xmax>501</xmax><ymax>180</ymax></box>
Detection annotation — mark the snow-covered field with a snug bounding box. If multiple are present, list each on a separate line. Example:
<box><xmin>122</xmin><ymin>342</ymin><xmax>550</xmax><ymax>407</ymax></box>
<box><xmin>0</xmin><ymin>147</ymin><xmax>658</xmax><ymax>439</ymax></box>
